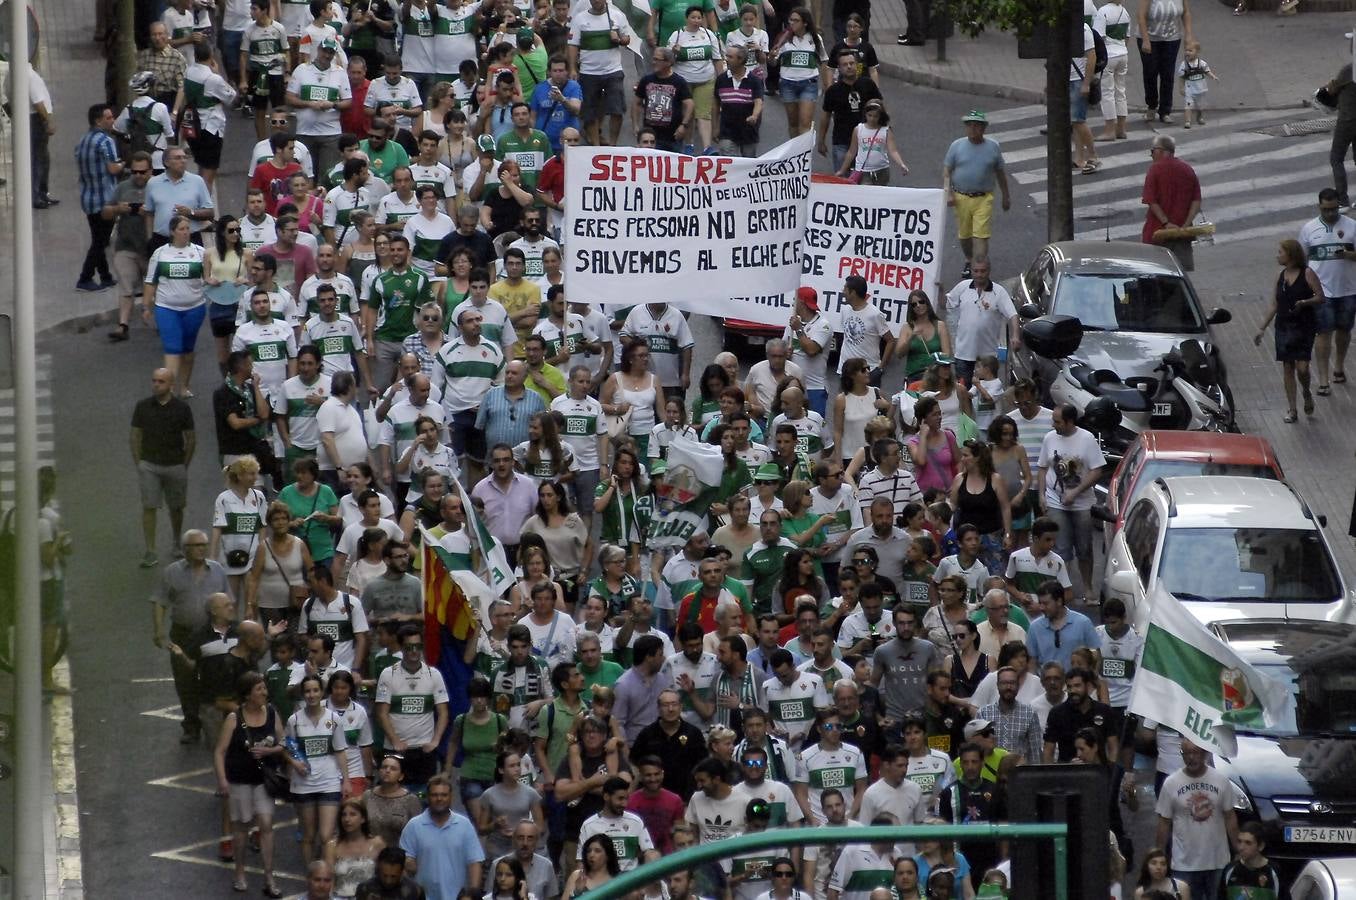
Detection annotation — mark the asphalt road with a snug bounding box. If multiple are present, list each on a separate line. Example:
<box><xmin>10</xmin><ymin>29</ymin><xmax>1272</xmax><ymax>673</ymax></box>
<box><xmin>54</xmin><ymin>71</ymin><xmax>1141</xmax><ymax>897</ymax></box>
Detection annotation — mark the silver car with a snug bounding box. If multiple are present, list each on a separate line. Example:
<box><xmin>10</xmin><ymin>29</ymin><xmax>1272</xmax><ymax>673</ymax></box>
<box><xmin>1097</xmin><ymin>475</ymin><xmax>1353</xmax><ymax>631</ymax></box>
<box><xmin>1292</xmin><ymin>858</ymin><xmax>1356</xmax><ymax>899</ymax></box>
<box><xmin>1006</xmin><ymin>240</ymin><xmax>1233</xmax><ymax>398</ymax></box>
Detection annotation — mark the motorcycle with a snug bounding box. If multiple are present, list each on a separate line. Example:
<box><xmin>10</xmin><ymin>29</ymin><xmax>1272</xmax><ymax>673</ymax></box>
<box><xmin>1022</xmin><ymin>314</ymin><xmax>1237</xmax><ymax>464</ymax></box>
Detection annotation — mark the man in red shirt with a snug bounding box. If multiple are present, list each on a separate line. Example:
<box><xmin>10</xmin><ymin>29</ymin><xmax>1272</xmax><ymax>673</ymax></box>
<box><xmin>1141</xmin><ymin>134</ymin><xmax>1202</xmax><ymax>271</ymax></box>
<box><xmin>537</xmin><ymin>126</ymin><xmax>579</xmax><ymax>241</ymax></box>
<box><xmin>257</xmin><ymin>214</ymin><xmax>318</xmax><ymax>299</ymax></box>
<box><xmin>625</xmin><ymin>755</ymin><xmax>686</xmax><ymax>855</ymax></box>
<box><xmin>248</xmin><ymin>132</ymin><xmax>303</xmax><ymax>214</ymax></box>
<box><xmin>676</xmin><ymin>556</ymin><xmax>741</xmax><ymax>633</ymax></box>
<box><xmin>340</xmin><ymin>55</ymin><xmax>372</xmax><ymax>139</ymax></box>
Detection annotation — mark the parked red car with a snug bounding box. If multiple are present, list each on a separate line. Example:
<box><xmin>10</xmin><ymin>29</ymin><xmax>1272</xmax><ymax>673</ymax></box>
<box><xmin>1096</xmin><ymin>430</ymin><xmax>1285</xmax><ymax>540</ymax></box>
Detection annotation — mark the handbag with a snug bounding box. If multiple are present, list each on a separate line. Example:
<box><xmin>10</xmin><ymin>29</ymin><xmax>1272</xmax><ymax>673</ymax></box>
<box><xmin>604</xmin><ymin>407</ymin><xmax>633</xmax><ymax>441</ymax></box>
<box><xmin>265</xmin><ymin>536</ymin><xmax>311</xmax><ymax>606</ymax></box>
<box><xmin>238</xmin><ymin>706</ymin><xmax>290</xmax><ymax>799</ymax></box>
<box><xmin>848</xmin><ymin>127</ymin><xmax>884</xmax><ymax>184</ymax></box>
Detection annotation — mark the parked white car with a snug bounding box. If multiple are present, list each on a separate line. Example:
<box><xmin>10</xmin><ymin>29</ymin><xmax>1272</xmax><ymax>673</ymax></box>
<box><xmin>1095</xmin><ymin>475</ymin><xmax>1353</xmax><ymax>631</ymax></box>
<box><xmin>1291</xmin><ymin>857</ymin><xmax>1356</xmax><ymax>900</ymax></box>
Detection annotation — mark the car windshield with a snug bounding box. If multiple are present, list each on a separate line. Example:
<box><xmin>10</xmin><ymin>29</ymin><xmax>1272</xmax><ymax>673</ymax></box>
<box><xmin>1052</xmin><ymin>273</ymin><xmax>1205</xmax><ymax>332</ymax></box>
<box><xmin>1158</xmin><ymin>527</ymin><xmax>1342</xmax><ymax>603</ymax></box>
<box><xmin>1244</xmin><ymin>665</ymin><xmax>1356</xmax><ymax>738</ymax></box>
<box><xmin>1140</xmin><ymin>461</ymin><xmax>1277</xmax><ymax>483</ymax></box>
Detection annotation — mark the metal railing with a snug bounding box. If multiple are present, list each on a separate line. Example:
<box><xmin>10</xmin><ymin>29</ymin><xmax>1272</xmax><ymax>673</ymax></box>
<box><xmin>580</xmin><ymin>823</ymin><xmax>1071</xmax><ymax>900</ymax></box>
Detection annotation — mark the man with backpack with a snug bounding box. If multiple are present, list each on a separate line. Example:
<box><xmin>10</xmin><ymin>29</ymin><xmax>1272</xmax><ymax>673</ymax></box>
<box><xmin>116</xmin><ymin>71</ymin><xmax>177</xmax><ymax>173</ymax></box>
<box><xmin>298</xmin><ymin>562</ymin><xmax>371</xmax><ymax>671</ymax></box>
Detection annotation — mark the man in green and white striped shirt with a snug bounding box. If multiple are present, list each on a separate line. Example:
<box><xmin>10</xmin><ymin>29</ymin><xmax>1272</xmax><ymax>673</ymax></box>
<box><xmin>578</xmin><ymin>777</ymin><xmax>659</xmax><ymax>871</ymax></box>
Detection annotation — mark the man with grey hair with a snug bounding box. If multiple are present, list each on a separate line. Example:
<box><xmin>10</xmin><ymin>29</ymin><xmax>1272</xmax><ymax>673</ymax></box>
<box><xmin>301</xmin><ymin>859</ymin><xmax>337</xmax><ymax>899</ymax></box>
<box><xmin>577</xmin><ymin>631</ymin><xmax>623</xmax><ymax>703</ymax></box>
<box><xmin>632</xmin><ymin>46</ymin><xmax>694</xmax><ymax>152</ymax></box>
<box><xmin>493</xmin><ymin>821</ymin><xmax>559</xmax><ymax>900</ymax></box>
<box><xmin>743</xmin><ymin>338</ymin><xmax>803</xmax><ymax>428</ymax></box>
<box><xmin>152</xmin><ymin>529</ymin><xmax>229</xmax><ymax>743</ymax></box>
<box><xmin>1141</xmin><ymin>132</ymin><xmax>1201</xmax><ymax>272</ymax></box>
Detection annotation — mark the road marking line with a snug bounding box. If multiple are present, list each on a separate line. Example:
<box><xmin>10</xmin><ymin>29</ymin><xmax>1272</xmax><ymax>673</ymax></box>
<box><xmin>1010</xmin><ymin>131</ymin><xmax>1273</xmax><ymax>180</ymax></box>
<box><xmin>1075</xmin><ymin>195</ymin><xmax>1312</xmax><ymax>240</ymax></box>
<box><xmin>140</xmin><ymin>703</ymin><xmax>185</xmax><ymax>721</ymax></box>
<box><xmin>987</xmin><ymin>108</ymin><xmax>1287</xmax><ymax>145</ymax></box>
<box><xmin>147</xmin><ymin>766</ymin><xmax>219</xmax><ymax>796</ymax></box>
<box><xmin>982</xmin><ymin>104</ymin><xmax>1048</xmax><ymax>123</ymax></box>
<box><xmin>150</xmin><ymin>819</ymin><xmax>305</xmax><ymax>883</ymax></box>
<box><xmin>1069</xmin><ymin>168</ymin><xmax>1332</xmax><ymax>218</ymax></box>
<box><xmin>1028</xmin><ymin>141</ymin><xmax>1330</xmax><ymax>204</ymax></box>
<box><xmin>130</xmin><ymin>677</ymin><xmax>175</xmax><ymax>683</ymax></box>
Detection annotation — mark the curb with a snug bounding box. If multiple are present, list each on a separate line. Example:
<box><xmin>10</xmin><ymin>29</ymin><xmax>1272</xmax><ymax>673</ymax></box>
<box><xmin>48</xmin><ymin>659</ymin><xmax>84</xmax><ymax>900</ymax></box>
<box><xmin>877</xmin><ymin>60</ymin><xmax>1047</xmax><ymax>104</ymax></box>
<box><xmin>39</xmin><ymin>305</ymin><xmax>121</xmax><ymax>339</ymax></box>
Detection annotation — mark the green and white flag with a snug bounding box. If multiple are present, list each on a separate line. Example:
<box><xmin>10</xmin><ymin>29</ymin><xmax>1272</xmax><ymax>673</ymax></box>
<box><xmin>452</xmin><ymin>478</ymin><xmax>514</xmax><ymax>598</ymax></box>
<box><xmin>1128</xmin><ymin>585</ymin><xmax>1291</xmax><ymax>756</ymax></box>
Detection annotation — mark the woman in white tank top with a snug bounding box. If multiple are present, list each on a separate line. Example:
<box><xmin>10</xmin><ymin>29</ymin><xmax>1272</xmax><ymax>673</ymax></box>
<box><xmin>600</xmin><ymin>341</ymin><xmax>661</xmax><ymax>459</ymax></box>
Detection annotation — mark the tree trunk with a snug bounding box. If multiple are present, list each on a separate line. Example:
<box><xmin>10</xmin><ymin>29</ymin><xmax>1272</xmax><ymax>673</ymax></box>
<box><xmin>1045</xmin><ymin>0</ymin><xmax>1075</xmax><ymax>241</ymax></box>
<box><xmin>116</xmin><ymin>0</ymin><xmax>137</xmax><ymax>109</ymax></box>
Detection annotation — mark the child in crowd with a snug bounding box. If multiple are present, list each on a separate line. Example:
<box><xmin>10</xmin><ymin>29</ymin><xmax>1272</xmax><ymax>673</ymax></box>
<box><xmin>264</xmin><ymin>633</ymin><xmax>304</xmax><ymax>714</ymax></box>
<box><xmin>969</xmin><ymin>354</ymin><xmax>1005</xmax><ymax>431</ymax></box>
<box><xmin>1177</xmin><ymin>41</ymin><xmax>1219</xmax><ymax>127</ymax></box>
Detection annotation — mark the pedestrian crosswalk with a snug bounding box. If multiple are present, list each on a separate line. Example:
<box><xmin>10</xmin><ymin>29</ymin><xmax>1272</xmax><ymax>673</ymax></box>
<box><xmin>0</xmin><ymin>353</ymin><xmax>56</xmax><ymax>510</ymax></box>
<box><xmin>984</xmin><ymin>104</ymin><xmax>1337</xmax><ymax>248</ymax></box>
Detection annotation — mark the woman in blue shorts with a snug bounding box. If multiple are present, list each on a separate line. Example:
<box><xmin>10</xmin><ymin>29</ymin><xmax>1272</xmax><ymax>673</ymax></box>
<box><xmin>772</xmin><ymin>7</ymin><xmax>829</xmax><ymax>137</ymax></box>
<box><xmin>143</xmin><ymin>214</ymin><xmax>210</xmax><ymax>397</ymax></box>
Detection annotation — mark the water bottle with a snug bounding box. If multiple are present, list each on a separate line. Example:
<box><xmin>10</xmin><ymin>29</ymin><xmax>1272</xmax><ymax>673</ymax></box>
<box><xmin>285</xmin><ymin>737</ymin><xmax>310</xmax><ymax>777</ymax></box>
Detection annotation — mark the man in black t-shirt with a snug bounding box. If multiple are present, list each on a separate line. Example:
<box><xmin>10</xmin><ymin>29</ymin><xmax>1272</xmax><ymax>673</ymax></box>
<box><xmin>632</xmin><ymin>47</ymin><xmax>694</xmax><ymax>151</ymax></box>
<box><xmin>816</xmin><ymin>50</ymin><xmax>883</xmax><ymax>174</ymax></box>
<box><xmin>1042</xmin><ymin>667</ymin><xmax>1118</xmax><ymax>762</ymax></box>
<box><xmin>131</xmin><ymin>366</ymin><xmax>195</xmax><ymax>565</ymax></box>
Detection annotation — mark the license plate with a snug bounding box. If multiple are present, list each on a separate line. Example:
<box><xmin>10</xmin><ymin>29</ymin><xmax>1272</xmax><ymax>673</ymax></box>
<box><xmin>747</xmin><ymin>335</ymin><xmax>766</xmax><ymax>346</ymax></box>
<box><xmin>1285</xmin><ymin>826</ymin><xmax>1356</xmax><ymax>843</ymax></box>
<box><xmin>1153</xmin><ymin>402</ymin><xmax>1173</xmax><ymax>417</ymax></box>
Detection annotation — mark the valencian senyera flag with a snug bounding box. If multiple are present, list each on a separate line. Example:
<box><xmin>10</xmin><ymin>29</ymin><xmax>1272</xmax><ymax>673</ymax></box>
<box><xmin>645</xmin><ymin>434</ymin><xmax>728</xmax><ymax>549</ymax></box>
<box><xmin>419</xmin><ymin>525</ymin><xmax>500</xmax><ymax>717</ymax></box>
<box><xmin>1127</xmin><ymin>585</ymin><xmax>1291</xmax><ymax>757</ymax></box>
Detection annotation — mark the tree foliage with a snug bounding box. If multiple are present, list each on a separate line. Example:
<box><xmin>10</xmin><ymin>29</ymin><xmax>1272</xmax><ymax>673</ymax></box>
<box><xmin>940</xmin><ymin>0</ymin><xmax>1069</xmax><ymax>40</ymax></box>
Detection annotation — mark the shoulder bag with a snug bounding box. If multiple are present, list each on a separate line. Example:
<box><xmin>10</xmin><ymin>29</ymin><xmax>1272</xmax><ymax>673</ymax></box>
<box><xmin>239</xmin><ymin>705</ymin><xmax>290</xmax><ymax>799</ymax></box>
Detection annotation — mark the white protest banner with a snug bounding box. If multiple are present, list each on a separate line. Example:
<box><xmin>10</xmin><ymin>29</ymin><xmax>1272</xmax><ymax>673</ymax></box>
<box><xmin>800</xmin><ymin>183</ymin><xmax>948</xmax><ymax>332</ymax></box>
<box><xmin>564</xmin><ymin>132</ymin><xmax>812</xmax><ymax>305</ymax></box>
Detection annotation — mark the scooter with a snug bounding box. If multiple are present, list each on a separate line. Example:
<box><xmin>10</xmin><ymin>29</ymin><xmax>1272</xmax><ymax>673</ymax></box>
<box><xmin>1023</xmin><ymin>315</ymin><xmax>1237</xmax><ymax>463</ymax></box>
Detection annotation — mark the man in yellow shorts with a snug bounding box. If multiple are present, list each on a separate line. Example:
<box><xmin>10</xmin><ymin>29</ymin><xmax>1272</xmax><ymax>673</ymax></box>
<box><xmin>942</xmin><ymin>109</ymin><xmax>1011</xmax><ymax>278</ymax></box>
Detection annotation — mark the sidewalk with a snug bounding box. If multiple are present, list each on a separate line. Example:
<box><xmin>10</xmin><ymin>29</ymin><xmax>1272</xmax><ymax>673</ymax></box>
<box><xmin>870</xmin><ymin>0</ymin><xmax>1353</xmax><ymax>109</ymax></box>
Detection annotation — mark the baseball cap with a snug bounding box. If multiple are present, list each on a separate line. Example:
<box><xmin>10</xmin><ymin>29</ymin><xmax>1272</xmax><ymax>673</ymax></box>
<box><xmin>648</xmin><ymin>458</ymin><xmax>668</xmax><ymax>476</ymax></box>
<box><xmin>517</xmin><ymin>26</ymin><xmax>536</xmax><ymax>45</ymax></box>
<box><xmin>795</xmin><ymin>286</ymin><xmax>819</xmax><ymax>310</ymax></box>
<box><xmin>963</xmin><ymin>719</ymin><xmax>994</xmax><ymax>738</ymax></box>
<box><xmin>476</xmin><ymin>134</ymin><xmax>497</xmax><ymax>153</ymax></box>
<box><xmin>961</xmin><ymin>109</ymin><xmax>988</xmax><ymax>124</ymax></box>
<box><xmin>753</xmin><ymin>463</ymin><xmax>782</xmax><ymax>482</ymax></box>
<box><xmin>318</xmin><ymin>37</ymin><xmax>339</xmax><ymax>51</ymax></box>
